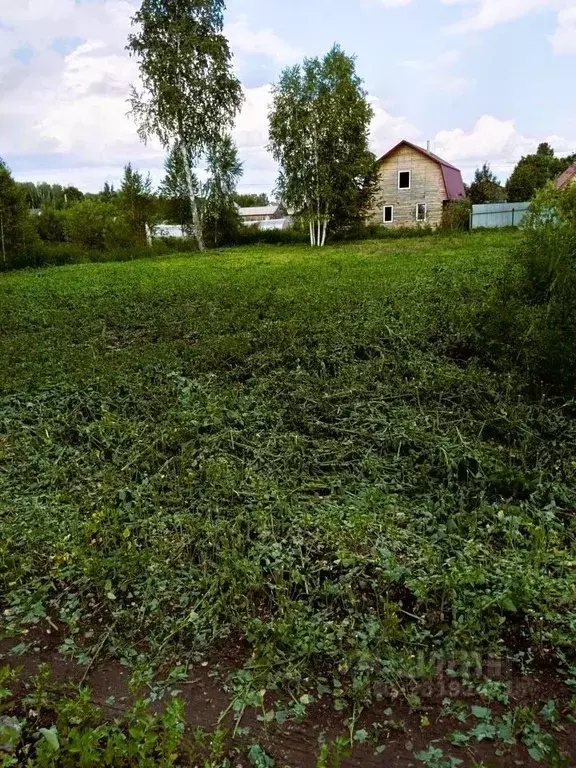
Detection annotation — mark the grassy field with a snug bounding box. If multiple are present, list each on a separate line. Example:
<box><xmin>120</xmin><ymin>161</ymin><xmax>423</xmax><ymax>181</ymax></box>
<box><xmin>1</xmin><ymin>231</ymin><xmax>576</xmax><ymax>764</ymax></box>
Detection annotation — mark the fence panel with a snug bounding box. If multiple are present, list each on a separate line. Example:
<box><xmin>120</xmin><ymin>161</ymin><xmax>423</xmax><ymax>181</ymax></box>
<box><xmin>471</xmin><ymin>202</ymin><xmax>530</xmax><ymax>229</ymax></box>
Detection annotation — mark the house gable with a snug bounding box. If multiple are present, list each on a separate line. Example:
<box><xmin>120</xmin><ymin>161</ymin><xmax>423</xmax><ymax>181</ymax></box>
<box><xmin>555</xmin><ymin>164</ymin><xmax>576</xmax><ymax>190</ymax></box>
<box><xmin>369</xmin><ymin>141</ymin><xmax>464</xmax><ymax>229</ymax></box>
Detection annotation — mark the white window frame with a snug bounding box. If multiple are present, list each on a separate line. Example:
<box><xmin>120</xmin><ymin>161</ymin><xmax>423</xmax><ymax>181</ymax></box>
<box><xmin>416</xmin><ymin>202</ymin><xmax>427</xmax><ymax>222</ymax></box>
<box><xmin>383</xmin><ymin>205</ymin><xmax>394</xmax><ymax>224</ymax></box>
<box><xmin>398</xmin><ymin>170</ymin><xmax>411</xmax><ymax>190</ymax></box>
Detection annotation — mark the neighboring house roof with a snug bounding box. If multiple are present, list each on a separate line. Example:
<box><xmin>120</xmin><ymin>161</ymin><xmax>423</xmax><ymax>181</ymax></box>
<box><xmin>376</xmin><ymin>139</ymin><xmax>466</xmax><ymax>200</ymax></box>
<box><xmin>238</xmin><ymin>205</ymin><xmax>281</xmax><ymax>218</ymax></box>
<box><xmin>555</xmin><ymin>164</ymin><xmax>576</xmax><ymax>190</ymax></box>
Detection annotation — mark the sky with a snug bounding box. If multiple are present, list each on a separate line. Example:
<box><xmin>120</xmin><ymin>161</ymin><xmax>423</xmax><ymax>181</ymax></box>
<box><xmin>0</xmin><ymin>0</ymin><xmax>575</xmax><ymax>194</ymax></box>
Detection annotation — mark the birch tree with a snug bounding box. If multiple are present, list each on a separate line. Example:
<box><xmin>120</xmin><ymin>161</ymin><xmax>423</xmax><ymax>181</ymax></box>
<box><xmin>127</xmin><ymin>0</ymin><xmax>243</xmax><ymax>252</ymax></box>
<box><xmin>160</xmin><ymin>135</ymin><xmax>242</xmax><ymax>246</ymax></box>
<box><xmin>268</xmin><ymin>46</ymin><xmax>375</xmax><ymax>247</ymax></box>
<box><xmin>160</xmin><ymin>142</ymin><xmax>198</xmax><ymax>235</ymax></box>
<box><xmin>204</xmin><ymin>134</ymin><xmax>243</xmax><ymax>247</ymax></box>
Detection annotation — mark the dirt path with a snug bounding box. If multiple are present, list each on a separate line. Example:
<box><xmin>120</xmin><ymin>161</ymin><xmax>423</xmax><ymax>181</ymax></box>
<box><xmin>2</xmin><ymin>628</ymin><xmax>575</xmax><ymax>767</ymax></box>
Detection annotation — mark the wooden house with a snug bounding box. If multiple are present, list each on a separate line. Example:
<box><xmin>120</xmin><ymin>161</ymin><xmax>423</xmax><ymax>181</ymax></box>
<box><xmin>555</xmin><ymin>165</ymin><xmax>576</xmax><ymax>190</ymax></box>
<box><xmin>368</xmin><ymin>140</ymin><xmax>465</xmax><ymax>229</ymax></box>
<box><xmin>237</xmin><ymin>203</ymin><xmax>286</xmax><ymax>225</ymax></box>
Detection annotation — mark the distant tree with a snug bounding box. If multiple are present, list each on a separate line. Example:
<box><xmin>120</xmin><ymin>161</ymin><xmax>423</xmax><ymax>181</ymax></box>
<box><xmin>37</xmin><ymin>183</ymin><xmax>65</xmax><ymax>209</ymax></box>
<box><xmin>100</xmin><ymin>182</ymin><xmax>117</xmax><ymax>202</ymax></box>
<box><xmin>269</xmin><ymin>45</ymin><xmax>375</xmax><ymax>246</ymax></box>
<box><xmin>159</xmin><ymin>143</ymin><xmax>198</xmax><ymax>232</ymax></box>
<box><xmin>536</xmin><ymin>142</ymin><xmax>555</xmax><ymax>158</ymax></box>
<box><xmin>37</xmin><ymin>207</ymin><xmax>66</xmax><ymax>243</ymax></box>
<box><xmin>203</xmin><ymin>135</ymin><xmax>243</xmax><ymax>247</ymax></box>
<box><xmin>506</xmin><ymin>143</ymin><xmax>575</xmax><ymax>202</ymax></box>
<box><xmin>19</xmin><ymin>182</ymin><xmax>41</xmax><ymax>210</ymax></box>
<box><xmin>119</xmin><ymin>163</ymin><xmax>154</xmax><ymax>245</ymax></box>
<box><xmin>127</xmin><ymin>0</ymin><xmax>243</xmax><ymax>252</ymax></box>
<box><xmin>63</xmin><ymin>186</ymin><xmax>84</xmax><ymax>206</ymax></box>
<box><xmin>64</xmin><ymin>199</ymin><xmax>116</xmax><ymax>250</ymax></box>
<box><xmin>0</xmin><ymin>160</ymin><xmax>38</xmax><ymax>268</ymax></box>
<box><xmin>159</xmin><ymin>136</ymin><xmax>241</xmax><ymax>245</ymax></box>
<box><xmin>234</xmin><ymin>193</ymin><xmax>270</xmax><ymax>207</ymax></box>
<box><xmin>468</xmin><ymin>163</ymin><xmax>506</xmax><ymax>204</ymax></box>
<box><xmin>19</xmin><ymin>183</ymin><xmax>83</xmax><ymax>210</ymax></box>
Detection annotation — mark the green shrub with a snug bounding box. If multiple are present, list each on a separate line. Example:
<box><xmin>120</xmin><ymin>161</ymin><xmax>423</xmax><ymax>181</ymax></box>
<box><xmin>36</xmin><ymin>207</ymin><xmax>66</xmax><ymax>243</ymax></box>
<box><xmin>64</xmin><ymin>200</ymin><xmax>118</xmax><ymax>250</ymax></box>
<box><xmin>333</xmin><ymin>222</ymin><xmax>434</xmax><ymax>241</ymax></box>
<box><xmin>477</xmin><ymin>183</ymin><xmax>576</xmax><ymax>391</ymax></box>
<box><xmin>234</xmin><ymin>225</ymin><xmax>309</xmax><ymax>246</ymax></box>
<box><xmin>440</xmin><ymin>200</ymin><xmax>471</xmax><ymax>231</ymax></box>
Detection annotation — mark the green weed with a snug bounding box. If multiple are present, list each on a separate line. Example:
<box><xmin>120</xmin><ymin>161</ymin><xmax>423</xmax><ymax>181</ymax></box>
<box><xmin>1</xmin><ymin>232</ymin><xmax>576</xmax><ymax>763</ymax></box>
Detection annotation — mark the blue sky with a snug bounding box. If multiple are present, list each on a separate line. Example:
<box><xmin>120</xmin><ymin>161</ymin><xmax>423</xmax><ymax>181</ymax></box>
<box><xmin>0</xmin><ymin>0</ymin><xmax>574</xmax><ymax>192</ymax></box>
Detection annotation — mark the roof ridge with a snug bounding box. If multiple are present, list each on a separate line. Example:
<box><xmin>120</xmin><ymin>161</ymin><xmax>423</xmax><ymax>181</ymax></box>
<box><xmin>376</xmin><ymin>139</ymin><xmax>460</xmax><ymax>171</ymax></box>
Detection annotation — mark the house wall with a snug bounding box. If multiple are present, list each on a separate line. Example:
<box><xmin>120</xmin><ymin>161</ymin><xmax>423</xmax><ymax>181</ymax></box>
<box><xmin>369</xmin><ymin>145</ymin><xmax>447</xmax><ymax>228</ymax></box>
<box><xmin>242</xmin><ymin>214</ymin><xmax>271</xmax><ymax>222</ymax></box>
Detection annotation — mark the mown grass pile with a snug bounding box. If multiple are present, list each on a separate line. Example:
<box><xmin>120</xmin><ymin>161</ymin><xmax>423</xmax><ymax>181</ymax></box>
<box><xmin>1</xmin><ymin>231</ymin><xmax>575</xmax><ymax>696</ymax></box>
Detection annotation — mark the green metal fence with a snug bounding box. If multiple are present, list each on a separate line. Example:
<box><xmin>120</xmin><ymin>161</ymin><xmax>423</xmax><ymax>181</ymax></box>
<box><xmin>470</xmin><ymin>202</ymin><xmax>530</xmax><ymax>229</ymax></box>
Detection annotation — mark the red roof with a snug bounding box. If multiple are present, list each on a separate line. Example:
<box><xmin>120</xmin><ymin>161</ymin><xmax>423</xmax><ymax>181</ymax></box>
<box><xmin>555</xmin><ymin>165</ymin><xmax>576</xmax><ymax>190</ymax></box>
<box><xmin>376</xmin><ymin>139</ymin><xmax>466</xmax><ymax>200</ymax></box>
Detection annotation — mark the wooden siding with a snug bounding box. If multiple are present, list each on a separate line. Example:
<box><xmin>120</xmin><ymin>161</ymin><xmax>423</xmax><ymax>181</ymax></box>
<box><xmin>369</xmin><ymin>145</ymin><xmax>448</xmax><ymax>228</ymax></box>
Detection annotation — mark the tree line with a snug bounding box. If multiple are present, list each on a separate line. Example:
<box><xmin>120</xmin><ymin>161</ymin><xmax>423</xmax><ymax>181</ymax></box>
<box><xmin>1</xmin><ymin>0</ymin><xmax>575</xmax><ymax>266</ymax></box>
<box><xmin>466</xmin><ymin>143</ymin><xmax>576</xmax><ymax>205</ymax></box>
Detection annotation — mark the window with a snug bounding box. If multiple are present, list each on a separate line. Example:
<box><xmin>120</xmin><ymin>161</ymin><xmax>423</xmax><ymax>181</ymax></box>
<box><xmin>383</xmin><ymin>205</ymin><xmax>394</xmax><ymax>224</ymax></box>
<box><xmin>398</xmin><ymin>170</ymin><xmax>411</xmax><ymax>190</ymax></box>
<box><xmin>416</xmin><ymin>203</ymin><xmax>427</xmax><ymax>222</ymax></box>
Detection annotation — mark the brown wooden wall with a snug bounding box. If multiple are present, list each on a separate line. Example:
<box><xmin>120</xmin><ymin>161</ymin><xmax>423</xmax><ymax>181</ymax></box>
<box><xmin>368</xmin><ymin>145</ymin><xmax>448</xmax><ymax>229</ymax></box>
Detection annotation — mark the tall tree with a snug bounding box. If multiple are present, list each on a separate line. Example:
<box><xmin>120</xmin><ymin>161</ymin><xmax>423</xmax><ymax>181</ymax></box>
<box><xmin>63</xmin><ymin>186</ymin><xmax>85</xmax><ymax>206</ymax></box>
<box><xmin>506</xmin><ymin>143</ymin><xmax>576</xmax><ymax>202</ymax></box>
<box><xmin>159</xmin><ymin>142</ymin><xmax>199</xmax><ymax>233</ymax></box>
<box><xmin>99</xmin><ymin>182</ymin><xmax>117</xmax><ymax>202</ymax></box>
<box><xmin>160</xmin><ymin>135</ymin><xmax>242</xmax><ymax>245</ymax></box>
<box><xmin>0</xmin><ymin>159</ymin><xmax>37</xmax><ymax>268</ymax></box>
<box><xmin>127</xmin><ymin>0</ymin><xmax>243</xmax><ymax>252</ymax></box>
<box><xmin>119</xmin><ymin>163</ymin><xmax>154</xmax><ymax>245</ymax></box>
<box><xmin>204</xmin><ymin>134</ymin><xmax>242</xmax><ymax>247</ymax></box>
<box><xmin>468</xmin><ymin>163</ymin><xmax>506</xmax><ymax>204</ymax></box>
<box><xmin>269</xmin><ymin>46</ymin><xmax>375</xmax><ymax>247</ymax></box>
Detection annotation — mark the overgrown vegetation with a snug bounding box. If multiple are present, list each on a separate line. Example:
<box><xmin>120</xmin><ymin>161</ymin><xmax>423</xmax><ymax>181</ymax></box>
<box><xmin>2</xmin><ymin>217</ymin><xmax>576</xmax><ymax>763</ymax></box>
<box><xmin>2</xmin><ymin>227</ymin><xmax>575</xmax><ymax>687</ymax></box>
<box><xmin>506</xmin><ymin>143</ymin><xmax>576</xmax><ymax>203</ymax></box>
<box><xmin>472</xmin><ymin>183</ymin><xmax>576</xmax><ymax>390</ymax></box>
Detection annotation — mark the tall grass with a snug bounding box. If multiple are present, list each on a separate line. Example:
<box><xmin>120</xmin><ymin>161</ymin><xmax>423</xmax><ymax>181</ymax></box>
<box><xmin>1</xmin><ymin>230</ymin><xmax>575</xmax><ymax>697</ymax></box>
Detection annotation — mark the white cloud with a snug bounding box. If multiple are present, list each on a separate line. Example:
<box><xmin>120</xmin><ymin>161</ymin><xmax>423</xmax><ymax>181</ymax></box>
<box><xmin>432</xmin><ymin>114</ymin><xmax>575</xmax><ymax>181</ymax></box>
<box><xmin>444</xmin><ymin>0</ymin><xmax>555</xmax><ymax>33</ymax></box>
<box><xmin>36</xmin><ymin>42</ymin><xmax>164</xmax><ymax>165</ymax></box>
<box><xmin>551</xmin><ymin>6</ymin><xmax>576</xmax><ymax>53</ymax></box>
<box><xmin>400</xmin><ymin>49</ymin><xmax>470</xmax><ymax>94</ymax></box>
<box><xmin>225</xmin><ymin>16</ymin><xmax>303</xmax><ymax>64</ymax></box>
<box><xmin>443</xmin><ymin>0</ymin><xmax>576</xmax><ymax>55</ymax></box>
<box><xmin>2</xmin><ymin>0</ymin><xmax>573</xmax><ymax>195</ymax></box>
<box><xmin>0</xmin><ymin>2</ymin><xmax>302</xmax><ymax>191</ymax></box>
<box><xmin>370</xmin><ymin>98</ymin><xmax>421</xmax><ymax>157</ymax></box>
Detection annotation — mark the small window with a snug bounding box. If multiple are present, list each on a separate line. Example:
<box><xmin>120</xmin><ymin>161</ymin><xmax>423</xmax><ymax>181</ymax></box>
<box><xmin>383</xmin><ymin>205</ymin><xmax>394</xmax><ymax>224</ymax></box>
<box><xmin>416</xmin><ymin>203</ymin><xmax>427</xmax><ymax>222</ymax></box>
<box><xmin>398</xmin><ymin>170</ymin><xmax>411</xmax><ymax>190</ymax></box>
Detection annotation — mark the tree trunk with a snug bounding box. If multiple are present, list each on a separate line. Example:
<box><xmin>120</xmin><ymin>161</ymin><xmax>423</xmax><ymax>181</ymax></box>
<box><xmin>309</xmin><ymin>219</ymin><xmax>315</xmax><ymax>246</ymax></box>
<box><xmin>145</xmin><ymin>222</ymin><xmax>152</xmax><ymax>248</ymax></box>
<box><xmin>0</xmin><ymin>212</ymin><xmax>6</xmax><ymax>266</ymax></box>
<box><xmin>179</xmin><ymin>141</ymin><xmax>205</xmax><ymax>252</ymax></box>
<box><xmin>320</xmin><ymin>204</ymin><xmax>329</xmax><ymax>247</ymax></box>
<box><xmin>321</xmin><ymin>218</ymin><xmax>328</xmax><ymax>247</ymax></box>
